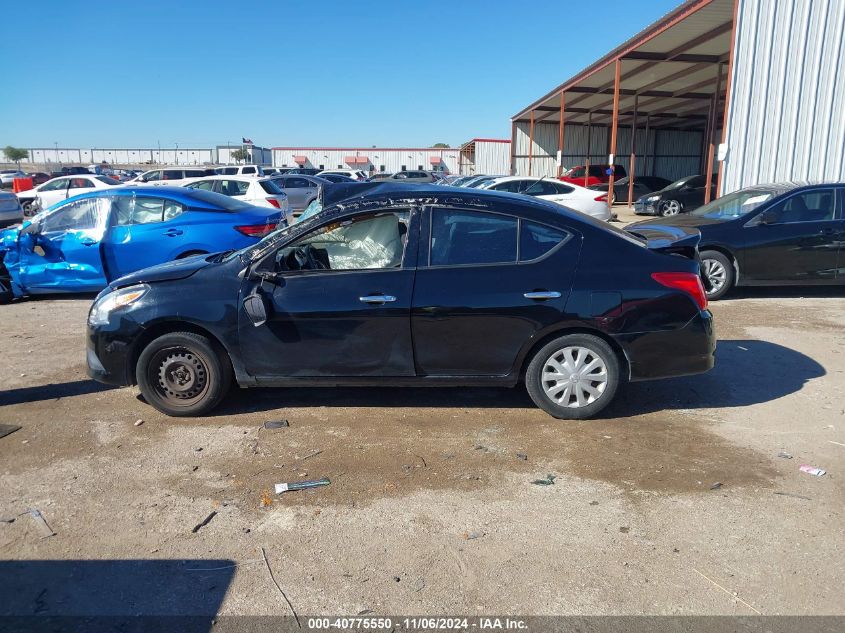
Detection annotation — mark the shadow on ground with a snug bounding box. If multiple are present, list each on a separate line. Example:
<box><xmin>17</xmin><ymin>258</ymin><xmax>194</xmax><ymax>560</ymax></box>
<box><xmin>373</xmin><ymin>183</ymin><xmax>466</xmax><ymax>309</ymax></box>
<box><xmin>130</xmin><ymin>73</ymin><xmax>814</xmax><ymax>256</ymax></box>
<box><xmin>0</xmin><ymin>380</ymin><xmax>117</xmax><ymax>407</ymax></box>
<box><xmin>211</xmin><ymin>339</ymin><xmax>823</xmax><ymax>418</ymax></box>
<box><xmin>0</xmin><ymin>559</ymin><xmax>233</xmax><ymax>630</ymax></box>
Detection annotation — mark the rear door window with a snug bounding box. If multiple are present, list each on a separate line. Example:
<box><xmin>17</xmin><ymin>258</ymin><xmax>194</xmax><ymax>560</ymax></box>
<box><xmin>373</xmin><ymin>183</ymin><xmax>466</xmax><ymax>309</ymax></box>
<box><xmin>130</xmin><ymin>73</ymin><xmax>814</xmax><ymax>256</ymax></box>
<box><xmin>163</xmin><ymin>170</ymin><xmax>183</xmax><ymax>181</ymax></box>
<box><xmin>766</xmin><ymin>189</ymin><xmax>836</xmax><ymax>223</ymax></box>
<box><xmin>186</xmin><ymin>179</ymin><xmax>217</xmax><ymax>192</ymax></box>
<box><xmin>520</xmin><ymin>221</ymin><xmax>569</xmax><ymax>262</ymax></box>
<box><xmin>242</xmin><ymin>166</ymin><xmax>256</xmax><ymax>175</ymax></box>
<box><xmin>430</xmin><ymin>209</ymin><xmax>517</xmax><ymax>266</ymax></box>
<box><xmin>259</xmin><ymin>179</ymin><xmax>283</xmax><ymax>194</ymax></box>
<box><xmin>218</xmin><ymin>180</ymin><xmax>250</xmax><ymax>196</ymax></box>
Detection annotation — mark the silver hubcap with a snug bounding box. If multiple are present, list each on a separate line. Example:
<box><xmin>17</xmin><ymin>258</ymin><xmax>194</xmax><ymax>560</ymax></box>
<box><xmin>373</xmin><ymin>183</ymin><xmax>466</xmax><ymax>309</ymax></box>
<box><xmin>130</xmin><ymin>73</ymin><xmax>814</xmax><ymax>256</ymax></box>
<box><xmin>662</xmin><ymin>200</ymin><xmax>681</xmax><ymax>216</ymax></box>
<box><xmin>541</xmin><ymin>346</ymin><xmax>608</xmax><ymax>408</ymax></box>
<box><xmin>702</xmin><ymin>258</ymin><xmax>727</xmax><ymax>293</ymax></box>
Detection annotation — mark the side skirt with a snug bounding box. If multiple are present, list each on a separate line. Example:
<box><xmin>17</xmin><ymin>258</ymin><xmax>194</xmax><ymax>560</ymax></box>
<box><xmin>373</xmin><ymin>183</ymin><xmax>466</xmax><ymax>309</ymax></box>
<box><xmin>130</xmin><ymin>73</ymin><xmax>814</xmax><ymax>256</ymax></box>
<box><xmin>240</xmin><ymin>375</ymin><xmax>520</xmax><ymax>388</ymax></box>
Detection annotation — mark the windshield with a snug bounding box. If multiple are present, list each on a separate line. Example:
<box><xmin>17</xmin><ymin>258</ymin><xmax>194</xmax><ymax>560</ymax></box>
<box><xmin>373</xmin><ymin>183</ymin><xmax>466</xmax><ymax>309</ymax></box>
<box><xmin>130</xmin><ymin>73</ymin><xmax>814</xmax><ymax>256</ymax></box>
<box><xmin>691</xmin><ymin>189</ymin><xmax>777</xmax><ymax>219</ymax></box>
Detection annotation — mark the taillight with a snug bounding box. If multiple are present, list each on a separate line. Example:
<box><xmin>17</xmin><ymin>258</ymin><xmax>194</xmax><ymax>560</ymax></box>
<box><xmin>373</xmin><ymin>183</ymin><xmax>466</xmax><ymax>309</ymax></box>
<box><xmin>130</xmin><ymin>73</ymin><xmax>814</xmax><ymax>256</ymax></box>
<box><xmin>235</xmin><ymin>223</ymin><xmax>276</xmax><ymax>237</ymax></box>
<box><xmin>594</xmin><ymin>193</ymin><xmax>608</xmax><ymax>202</ymax></box>
<box><xmin>266</xmin><ymin>198</ymin><xmax>281</xmax><ymax>208</ymax></box>
<box><xmin>651</xmin><ymin>272</ymin><xmax>708</xmax><ymax>310</ymax></box>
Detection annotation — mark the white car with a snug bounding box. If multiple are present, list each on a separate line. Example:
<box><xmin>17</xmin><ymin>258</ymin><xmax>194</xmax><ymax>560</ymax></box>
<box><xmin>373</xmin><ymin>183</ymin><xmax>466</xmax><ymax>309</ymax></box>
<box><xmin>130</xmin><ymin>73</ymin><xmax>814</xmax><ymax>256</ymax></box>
<box><xmin>316</xmin><ymin>169</ymin><xmax>368</xmax><ymax>181</ymax></box>
<box><xmin>0</xmin><ymin>170</ymin><xmax>25</xmax><ymax>188</ymax></box>
<box><xmin>215</xmin><ymin>165</ymin><xmax>267</xmax><ymax>176</ymax></box>
<box><xmin>480</xmin><ymin>176</ymin><xmax>612</xmax><ymax>221</ymax></box>
<box><xmin>0</xmin><ymin>190</ymin><xmax>23</xmax><ymax>226</ymax></box>
<box><xmin>129</xmin><ymin>167</ymin><xmax>214</xmax><ymax>186</ymax></box>
<box><xmin>16</xmin><ymin>174</ymin><xmax>123</xmax><ymax>215</ymax></box>
<box><xmin>182</xmin><ymin>175</ymin><xmax>293</xmax><ymax>224</ymax></box>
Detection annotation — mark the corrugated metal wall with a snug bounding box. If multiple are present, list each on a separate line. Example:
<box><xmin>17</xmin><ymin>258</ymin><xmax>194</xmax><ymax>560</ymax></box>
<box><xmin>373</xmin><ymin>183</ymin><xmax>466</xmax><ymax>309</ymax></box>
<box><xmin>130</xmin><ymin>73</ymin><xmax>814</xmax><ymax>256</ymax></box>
<box><xmin>19</xmin><ymin>147</ymin><xmax>216</xmax><ymax>166</ymax></box>
<box><xmin>475</xmin><ymin>141</ymin><xmax>511</xmax><ymax>175</ymax></box>
<box><xmin>722</xmin><ymin>0</ymin><xmax>845</xmax><ymax>193</ymax></box>
<box><xmin>514</xmin><ymin>122</ymin><xmax>702</xmax><ymax>181</ymax></box>
<box><xmin>272</xmin><ymin>148</ymin><xmax>460</xmax><ymax>174</ymax></box>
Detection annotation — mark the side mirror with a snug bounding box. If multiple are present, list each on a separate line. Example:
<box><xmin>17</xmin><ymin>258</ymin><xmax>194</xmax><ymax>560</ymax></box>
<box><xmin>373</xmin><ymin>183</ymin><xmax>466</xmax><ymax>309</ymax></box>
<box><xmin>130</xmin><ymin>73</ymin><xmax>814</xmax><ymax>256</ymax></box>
<box><xmin>757</xmin><ymin>210</ymin><xmax>778</xmax><ymax>225</ymax></box>
<box><xmin>243</xmin><ymin>292</ymin><xmax>269</xmax><ymax>327</ymax></box>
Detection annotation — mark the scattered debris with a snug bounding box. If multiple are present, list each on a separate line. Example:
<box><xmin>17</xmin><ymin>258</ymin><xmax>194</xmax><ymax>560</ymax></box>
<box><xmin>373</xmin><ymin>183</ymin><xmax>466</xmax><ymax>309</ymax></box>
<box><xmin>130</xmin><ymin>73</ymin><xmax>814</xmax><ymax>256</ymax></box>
<box><xmin>473</xmin><ymin>444</ymin><xmax>492</xmax><ymax>453</ymax></box>
<box><xmin>263</xmin><ymin>420</ymin><xmax>289</xmax><ymax>430</ymax></box>
<box><xmin>799</xmin><ymin>464</ymin><xmax>826</xmax><ymax>477</ymax></box>
<box><xmin>299</xmin><ymin>449</ymin><xmax>323</xmax><ymax>461</ymax></box>
<box><xmin>589</xmin><ymin>501</ymin><xmax>599</xmax><ymax>506</ymax></box>
<box><xmin>710</xmin><ymin>482</ymin><xmax>723</xmax><ymax>490</ymax></box>
<box><xmin>275</xmin><ymin>478</ymin><xmax>331</xmax><ymax>494</ymax></box>
<box><xmin>531</xmin><ymin>474</ymin><xmax>557</xmax><ymax>486</ymax></box>
<box><xmin>260</xmin><ymin>490</ymin><xmax>273</xmax><ymax>508</ymax></box>
<box><xmin>192</xmin><ymin>465</ymin><xmax>199</xmax><ymax>472</ymax></box>
<box><xmin>0</xmin><ymin>516</ymin><xmax>15</xmax><ymax>524</ymax></box>
<box><xmin>463</xmin><ymin>530</ymin><xmax>485</xmax><ymax>540</ymax></box>
<box><xmin>673</xmin><ymin>548</ymin><xmax>680</xmax><ymax>554</ymax></box>
<box><xmin>619</xmin><ymin>527</ymin><xmax>630</xmax><ymax>534</ymax></box>
<box><xmin>829</xmin><ymin>441</ymin><xmax>845</xmax><ymax>448</ymax></box>
<box><xmin>191</xmin><ymin>511</ymin><xmax>218</xmax><ymax>533</ymax></box>
<box><xmin>692</xmin><ymin>568</ymin><xmax>762</xmax><ymax>614</ymax></box>
<box><xmin>413</xmin><ymin>453</ymin><xmax>427</xmax><ymax>467</ymax></box>
<box><xmin>412</xmin><ymin>577</ymin><xmax>426</xmax><ymax>592</ymax></box>
<box><xmin>774</xmin><ymin>491</ymin><xmax>812</xmax><ymax>500</ymax></box>
<box><xmin>194</xmin><ymin>447</ymin><xmax>203</xmax><ymax>452</ymax></box>
<box><xmin>28</xmin><ymin>508</ymin><xmax>55</xmax><ymax>539</ymax></box>
<box><xmin>777</xmin><ymin>451</ymin><xmax>793</xmax><ymax>459</ymax></box>
<box><xmin>516</xmin><ymin>453</ymin><xmax>528</xmax><ymax>461</ymax></box>
<box><xmin>0</xmin><ymin>424</ymin><xmax>22</xmax><ymax>440</ymax></box>
<box><xmin>261</xmin><ymin>547</ymin><xmax>300</xmax><ymax>627</ymax></box>
<box><xmin>134</xmin><ymin>419</ymin><xmax>144</xmax><ymax>427</ymax></box>
<box><xmin>393</xmin><ymin>576</ymin><xmax>401</xmax><ymax>582</ymax></box>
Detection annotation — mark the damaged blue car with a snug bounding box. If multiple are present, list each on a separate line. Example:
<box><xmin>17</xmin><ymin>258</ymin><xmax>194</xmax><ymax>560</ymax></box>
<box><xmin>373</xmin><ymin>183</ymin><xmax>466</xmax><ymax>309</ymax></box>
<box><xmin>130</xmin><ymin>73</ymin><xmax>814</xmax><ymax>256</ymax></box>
<box><xmin>0</xmin><ymin>186</ymin><xmax>284</xmax><ymax>302</ymax></box>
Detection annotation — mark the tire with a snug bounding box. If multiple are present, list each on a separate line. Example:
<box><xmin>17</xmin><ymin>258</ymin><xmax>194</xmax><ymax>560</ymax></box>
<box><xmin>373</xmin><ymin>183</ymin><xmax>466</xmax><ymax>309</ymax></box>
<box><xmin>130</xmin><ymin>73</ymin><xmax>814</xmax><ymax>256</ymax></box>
<box><xmin>22</xmin><ymin>201</ymin><xmax>35</xmax><ymax>216</ymax></box>
<box><xmin>699</xmin><ymin>250</ymin><xmax>734</xmax><ymax>301</ymax></box>
<box><xmin>0</xmin><ymin>277</ymin><xmax>12</xmax><ymax>304</ymax></box>
<box><xmin>525</xmin><ymin>333</ymin><xmax>621</xmax><ymax>420</ymax></box>
<box><xmin>136</xmin><ymin>332</ymin><xmax>232</xmax><ymax>417</ymax></box>
<box><xmin>659</xmin><ymin>199</ymin><xmax>682</xmax><ymax>216</ymax></box>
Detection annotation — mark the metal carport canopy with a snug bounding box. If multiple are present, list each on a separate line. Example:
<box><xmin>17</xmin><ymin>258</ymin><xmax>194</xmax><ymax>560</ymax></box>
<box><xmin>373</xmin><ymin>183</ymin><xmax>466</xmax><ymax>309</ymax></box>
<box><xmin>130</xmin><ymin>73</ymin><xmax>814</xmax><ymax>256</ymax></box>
<box><xmin>511</xmin><ymin>0</ymin><xmax>737</xmax><ymax>204</ymax></box>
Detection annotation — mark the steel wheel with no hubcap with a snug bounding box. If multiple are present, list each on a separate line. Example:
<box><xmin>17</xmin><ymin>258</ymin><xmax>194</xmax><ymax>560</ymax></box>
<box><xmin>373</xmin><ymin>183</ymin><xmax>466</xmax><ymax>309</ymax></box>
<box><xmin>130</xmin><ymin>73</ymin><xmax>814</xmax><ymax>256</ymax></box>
<box><xmin>151</xmin><ymin>348</ymin><xmax>210</xmax><ymax>406</ymax></box>
<box><xmin>542</xmin><ymin>346</ymin><xmax>608</xmax><ymax>408</ymax></box>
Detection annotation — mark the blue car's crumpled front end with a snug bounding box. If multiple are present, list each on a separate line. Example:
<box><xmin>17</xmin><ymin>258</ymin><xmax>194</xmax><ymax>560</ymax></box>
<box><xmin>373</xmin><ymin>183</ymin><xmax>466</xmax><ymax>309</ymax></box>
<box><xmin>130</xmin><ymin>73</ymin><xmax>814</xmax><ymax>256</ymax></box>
<box><xmin>0</xmin><ymin>226</ymin><xmax>24</xmax><ymax>298</ymax></box>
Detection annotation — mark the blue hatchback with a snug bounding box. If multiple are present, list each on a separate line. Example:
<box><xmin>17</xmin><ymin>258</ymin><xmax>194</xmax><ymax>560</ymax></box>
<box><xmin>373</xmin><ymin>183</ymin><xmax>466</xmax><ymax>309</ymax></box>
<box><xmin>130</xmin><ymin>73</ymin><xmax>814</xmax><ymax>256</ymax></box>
<box><xmin>0</xmin><ymin>186</ymin><xmax>282</xmax><ymax>300</ymax></box>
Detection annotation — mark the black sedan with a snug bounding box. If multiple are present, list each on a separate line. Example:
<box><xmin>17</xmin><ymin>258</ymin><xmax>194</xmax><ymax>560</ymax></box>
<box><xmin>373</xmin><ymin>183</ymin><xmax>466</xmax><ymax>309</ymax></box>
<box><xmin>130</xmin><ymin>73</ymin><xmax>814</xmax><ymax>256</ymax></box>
<box><xmin>86</xmin><ymin>183</ymin><xmax>715</xmax><ymax>420</ymax></box>
<box><xmin>589</xmin><ymin>176</ymin><xmax>671</xmax><ymax>204</ymax></box>
<box><xmin>629</xmin><ymin>182</ymin><xmax>845</xmax><ymax>300</ymax></box>
<box><xmin>633</xmin><ymin>174</ymin><xmax>718</xmax><ymax>216</ymax></box>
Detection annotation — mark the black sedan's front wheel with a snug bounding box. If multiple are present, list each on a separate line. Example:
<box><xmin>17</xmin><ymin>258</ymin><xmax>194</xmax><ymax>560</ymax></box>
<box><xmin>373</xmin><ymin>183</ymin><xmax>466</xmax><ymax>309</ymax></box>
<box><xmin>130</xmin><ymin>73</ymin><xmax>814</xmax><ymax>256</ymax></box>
<box><xmin>525</xmin><ymin>334</ymin><xmax>621</xmax><ymax>420</ymax></box>
<box><xmin>699</xmin><ymin>250</ymin><xmax>734</xmax><ymax>300</ymax></box>
<box><xmin>136</xmin><ymin>332</ymin><xmax>232</xmax><ymax>417</ymax></box>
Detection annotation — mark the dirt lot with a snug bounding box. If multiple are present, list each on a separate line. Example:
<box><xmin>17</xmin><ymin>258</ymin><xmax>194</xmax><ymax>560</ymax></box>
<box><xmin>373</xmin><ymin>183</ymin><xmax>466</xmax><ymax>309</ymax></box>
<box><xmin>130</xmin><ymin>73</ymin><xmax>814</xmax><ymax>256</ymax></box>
<box><xmin>1</xmin><ymin>283</ymin><xmax>844</xmax><ymax>617</ymax></box>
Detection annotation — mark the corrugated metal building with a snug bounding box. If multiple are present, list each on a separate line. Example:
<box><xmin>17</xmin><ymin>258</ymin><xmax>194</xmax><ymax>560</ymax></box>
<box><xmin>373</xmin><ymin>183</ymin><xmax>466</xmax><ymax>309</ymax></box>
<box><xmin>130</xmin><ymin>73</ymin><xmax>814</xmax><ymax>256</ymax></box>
<box><xmin>217</xmin><ymin>145</ymin><xmax>272</xmax><ymax>165</ymax></box>
<box><xmin>510</xmin><ymin>0</ymin><xmax>845</xmax><ymax>201</ymax></box>
<box><xmin>20</xmin><ymin>147</ymin><xmax>217</xmax><ymax>166</ymax></box>
<box><xmin>458</xmin><ymin>139</ymin><xmax>512</xmax><ymax>175</ymax></box>
<box><xmin>272</xmin><ymin>147</ymin><xmax>460</xmax><ymax>174</ymax></box>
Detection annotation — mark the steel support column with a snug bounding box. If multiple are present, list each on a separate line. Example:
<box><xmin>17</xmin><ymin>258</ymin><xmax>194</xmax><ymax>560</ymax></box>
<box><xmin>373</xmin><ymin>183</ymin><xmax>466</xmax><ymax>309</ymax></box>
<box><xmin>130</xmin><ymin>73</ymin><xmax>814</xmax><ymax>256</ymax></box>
<box><xmin>510</xmin><ymin>120</ymin><xmax>517</xmax><ymax>175</ymax></box>
<box><xmin>704</xmin><ymin>61</ymin><xmax>724</xmax><ymax>204</ymax></box>
<box><xmin>528</xmin><ymin>111</ymin><xmax>535</xmax><ymax>177</ymax></box>
<box><xmin>607</xmin><ymin>59</ymin><xmax>622</xmax><ymax>210</ymax></box>
<box><xmin>585</xmin><ymin>112</ymin><xmax>593</xmax><ymax>188</ymax></box>
<box><xmin>628</xmin><ymin>94</ymin><xmax>638</xmax><ymax>206</ymax></box>
<box><xmin>557</xmin><ymin>90</ymin><xmax>565</xmax><ymax>178</ymax></box>
<box><xmin>717</xmin><ymin>0</ymin><xmax>740</xmax><ymax>198</ymax></box>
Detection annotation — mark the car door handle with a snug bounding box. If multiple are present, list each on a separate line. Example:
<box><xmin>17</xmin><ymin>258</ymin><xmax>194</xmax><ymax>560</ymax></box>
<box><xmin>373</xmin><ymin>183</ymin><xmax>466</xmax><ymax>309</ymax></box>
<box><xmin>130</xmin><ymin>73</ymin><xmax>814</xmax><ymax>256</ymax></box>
<box><xmin>523</xmin><ymin>291</ymin><xmax>562</xmax><ymax>300</ymax></box>
<box><xmin>163</xmin><ymin>229</ymin><xmax>183</xmax><ymax>237</ymax></box>
<box><xmin>79</xmin><ymin>238</ymin><xmax>97</xmax><ymax>246</ymax></box>
<box><xmin>819</xmin><ymin>227</ymin><xmax>836</xmax><ymax>236</ymax></box>
<box><xmin>359</xmin><ymin>294</ymin><xmax>397</xmax><ymax>304</ymax></box>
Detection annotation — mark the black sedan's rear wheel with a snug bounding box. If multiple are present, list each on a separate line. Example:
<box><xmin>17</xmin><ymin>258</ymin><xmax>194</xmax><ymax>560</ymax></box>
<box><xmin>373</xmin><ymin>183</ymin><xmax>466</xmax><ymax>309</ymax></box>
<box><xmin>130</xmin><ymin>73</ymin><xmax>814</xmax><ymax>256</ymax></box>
<box><xmin>659</xmin><ymin>199</ymin><xmax>682</xmax><ymax>216</ymax></box>
<box><xmin>136</xmin><ymin>332</ymin><xmax>232</xmax><ymax>417</ymax></box>
<box><xmin>699</xmin><ymin>250</ymin><xmax>734</xmax><ymax>301</ymax></box>
<box><xmin>525</xmin><ymin>333</ymin><xmax>620</xmax><ymax>420</ymax></box>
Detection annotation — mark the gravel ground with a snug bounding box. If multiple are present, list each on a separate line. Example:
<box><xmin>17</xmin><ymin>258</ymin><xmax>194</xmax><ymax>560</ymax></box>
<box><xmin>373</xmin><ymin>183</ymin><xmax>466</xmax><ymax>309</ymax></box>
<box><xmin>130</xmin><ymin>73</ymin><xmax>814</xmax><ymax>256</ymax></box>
<box><xmin>0</xmin><ymin>287</ymin><xmax>843</xmax><ymax>617</ymax></box>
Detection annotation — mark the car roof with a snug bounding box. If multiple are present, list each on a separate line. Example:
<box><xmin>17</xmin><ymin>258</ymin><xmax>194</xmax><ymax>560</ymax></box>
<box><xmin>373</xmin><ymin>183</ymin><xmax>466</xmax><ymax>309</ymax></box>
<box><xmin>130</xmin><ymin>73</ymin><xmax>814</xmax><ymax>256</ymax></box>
<box><xmin>62</xmin><ymin>186</ymin><xmax>238</xmax><ymax>210</ymax></box>
<box><xmin>182</xmin><ymin>174</ymin><xmax>271</xmax><ymax>181</ymax></box>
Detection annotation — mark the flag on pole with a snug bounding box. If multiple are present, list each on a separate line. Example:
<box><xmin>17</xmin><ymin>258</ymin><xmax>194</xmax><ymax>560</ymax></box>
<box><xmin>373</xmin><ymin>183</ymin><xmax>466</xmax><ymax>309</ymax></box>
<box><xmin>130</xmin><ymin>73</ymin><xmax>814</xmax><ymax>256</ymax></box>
<box><xmin>242</xmin><ymin>137</ymin><xmax>253</xmax><ymax>145</ymax></box>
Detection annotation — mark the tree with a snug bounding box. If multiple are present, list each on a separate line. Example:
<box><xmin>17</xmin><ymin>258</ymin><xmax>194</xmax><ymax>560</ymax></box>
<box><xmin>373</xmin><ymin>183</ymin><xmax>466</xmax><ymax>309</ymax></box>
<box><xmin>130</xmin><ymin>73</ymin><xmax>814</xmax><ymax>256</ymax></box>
<box><xmin>4</xmin><ymin>146</ymin><xmax>28</xmax><ymax>167</ymax></box>
<box><xmin>431</xmin><ymin>143</ymin><xmax>450</xmax><ymax>148</ymax></box>
<box><xmin>230</xmin><ymin>148</ymin><xmax>248</xmax><ymax>164</ymax></box>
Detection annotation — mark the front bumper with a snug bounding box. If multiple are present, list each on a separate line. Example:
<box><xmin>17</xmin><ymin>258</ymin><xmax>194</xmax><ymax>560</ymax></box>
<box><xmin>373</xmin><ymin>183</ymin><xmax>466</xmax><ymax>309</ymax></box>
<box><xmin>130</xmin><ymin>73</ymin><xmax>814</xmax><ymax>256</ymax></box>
<box><xmin>633</xmin><ymin>200</ymin><xmax>658</xmax><ymax>215</ymax></box>
<box><xmin>86</xmin><ymin>321</ymin><xmax>143</xmax><ymax>386</ymax></box>
<box><xmin>613</xmin><ymin>310</ymin><xmax>715</xmax><ymax>381</ymax></box>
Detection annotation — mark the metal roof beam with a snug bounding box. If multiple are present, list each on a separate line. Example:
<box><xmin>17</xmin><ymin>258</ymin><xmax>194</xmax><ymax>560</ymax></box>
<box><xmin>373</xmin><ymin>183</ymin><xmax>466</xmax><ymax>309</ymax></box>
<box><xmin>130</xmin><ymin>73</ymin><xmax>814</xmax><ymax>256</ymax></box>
<box><xmin>621</xmin><ymin>52</ymin><xmax>722</xmax><ymax>63</ymax></box>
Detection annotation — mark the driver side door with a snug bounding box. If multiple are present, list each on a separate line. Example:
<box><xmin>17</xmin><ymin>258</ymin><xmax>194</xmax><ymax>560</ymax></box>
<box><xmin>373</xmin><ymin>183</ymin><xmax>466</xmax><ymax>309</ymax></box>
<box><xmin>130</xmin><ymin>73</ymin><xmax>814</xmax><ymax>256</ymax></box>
<box><xmin>19</xmin><ymin>197</ymin><xmax>109</xmax><ymax>292</ymax></box>
<box><xmin>238</xmin><ymin>208</ymin><xmax>418</xmax><ymax>379</ymax></box>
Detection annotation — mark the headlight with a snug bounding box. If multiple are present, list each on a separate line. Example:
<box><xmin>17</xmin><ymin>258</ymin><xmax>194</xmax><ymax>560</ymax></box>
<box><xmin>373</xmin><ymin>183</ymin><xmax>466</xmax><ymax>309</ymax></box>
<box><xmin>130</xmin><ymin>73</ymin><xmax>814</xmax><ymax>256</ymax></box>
<box><xmin>645</xmin><ymin>195</ymin><xmax>660</xmax><ymax>202</ymax></box>
<box><xmin>88</xmin><ymin>284</ymin><xmax>149</xmax><ymax>326</ymax></box>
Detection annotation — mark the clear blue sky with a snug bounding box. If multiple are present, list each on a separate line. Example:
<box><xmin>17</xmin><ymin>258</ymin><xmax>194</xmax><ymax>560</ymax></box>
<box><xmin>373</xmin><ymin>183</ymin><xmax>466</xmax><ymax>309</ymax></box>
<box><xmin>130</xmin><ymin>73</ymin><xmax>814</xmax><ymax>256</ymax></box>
<box><xmin>1</xmin><ymin>0</ymin><xmax>680</xmax><ymax>149</ymax></box>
